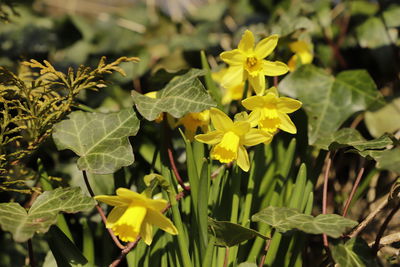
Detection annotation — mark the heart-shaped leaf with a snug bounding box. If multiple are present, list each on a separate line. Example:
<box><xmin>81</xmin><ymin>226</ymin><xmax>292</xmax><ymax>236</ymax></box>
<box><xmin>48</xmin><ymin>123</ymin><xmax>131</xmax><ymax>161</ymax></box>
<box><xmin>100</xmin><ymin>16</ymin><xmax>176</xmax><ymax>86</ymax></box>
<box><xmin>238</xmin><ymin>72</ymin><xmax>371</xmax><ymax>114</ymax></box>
<box><xmin>279</xmin><ymin>65</ymin><xmax>384</xmax><ymax>147</ymax></box>
<box><xmin>0</xmin><ymin>187</ymin><xmax>95</xmax><ymax>242</ymax></box>
<box><xmin>252</xmin><ymin>206</ymin><xmax>357</xmax><ymax>238</ymax></box>
<box><xmin>208</xmin><ymin>217</ymin><xmax>269</xmax><ymax>247</ymax></box>
<box><xmin>132</xmin><ymin>69</ymin><xmax>216</xmax><ymax>121</ymax></box>
<box><xmin>331</xmin><ymin>238</ymin><xmax>375</xmax><ymax>267</ymax></box>
<box><xmin>53</xmin><ymin>108</ymin><xmax>140</xmax><ymax>174</ymax></box>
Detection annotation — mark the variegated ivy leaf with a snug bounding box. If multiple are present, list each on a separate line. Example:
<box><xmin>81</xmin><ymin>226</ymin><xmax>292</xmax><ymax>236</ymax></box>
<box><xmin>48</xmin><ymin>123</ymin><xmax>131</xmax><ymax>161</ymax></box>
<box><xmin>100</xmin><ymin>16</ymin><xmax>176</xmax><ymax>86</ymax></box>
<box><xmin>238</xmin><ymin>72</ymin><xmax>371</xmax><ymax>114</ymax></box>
<box><xmin>252</xmin><ymin>206</ymin><xmax>357</xmax><ymax>238</ymax></box>
<box><xmin>131</xmin><ymin>69</ymin><xmax>216</xmax><ymax>121</ymax></box>
<box><xmin>0</xmin><ymin>187</ymin><xmax>95</xmax><ymax>242</ymax></box>
<box><xmin>53</xmin><ymin>108</ymin><xmax>140</xmax><ymax>174</ymax></box>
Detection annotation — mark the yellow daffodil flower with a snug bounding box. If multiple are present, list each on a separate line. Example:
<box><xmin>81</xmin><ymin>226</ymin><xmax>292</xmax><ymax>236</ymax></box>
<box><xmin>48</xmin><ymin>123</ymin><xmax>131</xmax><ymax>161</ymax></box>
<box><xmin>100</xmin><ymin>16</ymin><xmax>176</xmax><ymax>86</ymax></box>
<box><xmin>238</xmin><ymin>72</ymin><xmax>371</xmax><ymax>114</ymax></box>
<box><xmin>212</xmin><ymin>68</ymin><xmax>245</xmax><ymax>105</ymax></box>
<box><xmin>176</xmin><ymin>110</ymin><xmax>210</xmax><ymax>141</ymax></box>
<box><xmin>94</xmin><ymin>188</ymin><xmax>178</xmax><ymax>245</ymax></box>
<box><xmin>195</xmin><ymin>108</ymin><xmax>272</xmax><ymax>172</ymax></box>
<box><xmin>220</xmin><ymin>30</ymin><xmax>289</xmax><ymax>96</ymax></box>
<box><xmin>242</xmin><ymin>87</ymin><xmax>302</xmax><ymax>134</ymax></box>
<box><xmin>288</xmin><ymin>40</ymin><xmax>313</xmax><ymax>72</ymax></box>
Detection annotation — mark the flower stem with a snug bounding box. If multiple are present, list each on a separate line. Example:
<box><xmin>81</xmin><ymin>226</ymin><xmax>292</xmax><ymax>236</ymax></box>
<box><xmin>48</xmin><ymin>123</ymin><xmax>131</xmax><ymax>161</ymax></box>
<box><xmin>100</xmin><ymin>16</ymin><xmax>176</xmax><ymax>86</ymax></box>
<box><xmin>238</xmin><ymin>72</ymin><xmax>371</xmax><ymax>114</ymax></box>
<box><xmin>342</xmin><ymin>162</ymin><xmax>365</xmax><ymax>217</ymax></box>
<box><xmin>27</xmin><ymin>239</ymin><xmax>36</xmax><ymax>267</ymax></box>
<box><xmin>82</xmin><ymin>171</ymin><xmax>125</xmax><ymax>250</ymax></box>
<box><xmin>322</xmin><ymin>152</ymin><xmax>332</xmax><ymax>248</ymax></box>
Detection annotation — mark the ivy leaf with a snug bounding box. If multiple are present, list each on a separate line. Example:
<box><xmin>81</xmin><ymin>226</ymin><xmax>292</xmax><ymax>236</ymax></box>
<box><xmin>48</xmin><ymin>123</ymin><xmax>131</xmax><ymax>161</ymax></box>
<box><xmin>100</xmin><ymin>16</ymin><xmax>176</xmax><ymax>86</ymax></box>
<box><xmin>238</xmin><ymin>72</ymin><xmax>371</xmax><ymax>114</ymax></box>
<box><xmin>279</xmin><ymin>65</ymin><xmax>383</xmax><ymax>146</ymax></box>
<box><xmin>252</xmin><ymin>207</ymin><xmax>357</xmax><ymax>238</ymax></box>
<box><xmin>331</xmin><ymin>238</ymin><xmax>375</xmax><ymax>267</ymax></box>
<box><xmin>0</xmin><ymin>187</ymin><xmax>95</xmax><ymax>242</ymax></box>
<box><xmin>316</xmin><ymin>128</ymin><xmax>394</xmax><ymax>160</ymax></box>
<box><xmin>132</xmin><ymin>69</ymin><xmax>216</xmax><ymax>121</ymax></box>
<box><xmin>53</xmin><ymin>108</ymin><xmax>140</xmax><ymax>174</ymax></box>
<box><xmin>365</xmin><ymin>98</ymin><xmax>400</xmax><ymax>138</ymax></box>
<box><xmin>208</xmin><ymin>217</ymin><xmax>269</xmax><ymax>247</ymax></box>
<box><xmin>375</xmin><ymin>148</ymin><xmax>400</xmax><ymax>173</ymax></box>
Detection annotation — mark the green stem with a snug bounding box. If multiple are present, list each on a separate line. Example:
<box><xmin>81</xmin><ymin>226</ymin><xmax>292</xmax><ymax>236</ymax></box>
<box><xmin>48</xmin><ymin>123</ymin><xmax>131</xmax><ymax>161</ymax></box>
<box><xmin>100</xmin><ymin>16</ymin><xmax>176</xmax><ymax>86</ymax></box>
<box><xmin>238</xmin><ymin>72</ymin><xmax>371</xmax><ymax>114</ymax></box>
<box><xmin>241</xmin><ymin>156</ymin><xmax>256</xmax><ymax>227</ymax></box>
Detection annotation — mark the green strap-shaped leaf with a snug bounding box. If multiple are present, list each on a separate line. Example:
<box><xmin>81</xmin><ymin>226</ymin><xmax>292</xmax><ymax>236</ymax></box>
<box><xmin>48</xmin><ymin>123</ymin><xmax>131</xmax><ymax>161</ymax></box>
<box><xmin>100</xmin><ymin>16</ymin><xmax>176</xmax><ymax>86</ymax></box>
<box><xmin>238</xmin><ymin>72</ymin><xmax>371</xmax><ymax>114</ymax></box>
<box><xmin>132</xmin><ymin>69</ymin><xmax>216</xmax><ymax>121</ymax></box>
<box><xmin>208</xmin><ymin>217</ymin><xmax>269</xmax><ymax>247</ymax></box>
<box><xmin>252</xmin><ymin>206</ymin><xmax>357</xmax><ymax>238</ymax></box>
<box><xmin>279</xmin><ymin>65</ymin><xmax>384</xmax><ymax>146</ymax></box>
<box><xmin>0</xmin><ymin>187</ymin><xmax>95</xmax><ymax>242</ymax></box>
<box><xmin>52</xmin><ymin>108</ymin><xmax>140</xmax><ymax>174</ymax></box>
<box><xmin>331</xmin><ymin>238</ymin><xmax>376</xmax><ymax>267</ymax></box>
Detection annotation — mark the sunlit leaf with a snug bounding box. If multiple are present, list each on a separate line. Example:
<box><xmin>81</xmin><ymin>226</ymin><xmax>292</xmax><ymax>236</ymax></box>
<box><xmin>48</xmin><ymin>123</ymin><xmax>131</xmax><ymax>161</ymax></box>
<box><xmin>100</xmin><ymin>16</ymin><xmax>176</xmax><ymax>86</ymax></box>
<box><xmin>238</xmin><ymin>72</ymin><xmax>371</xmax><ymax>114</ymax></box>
<box><xmin>375</xmin><ymin>148</ymin><xmax>400</xmax><ymax>173</ymax></box>
<box><xmin>331</xmin><ymin>238</ymin><xmax>375</xmax><ymax>267</ymax></box>
<box><xmin>279</xmin><ymin>65</ymin><xmax>383</xmax><ymax>146</ymax></box>
<box><xmin>252</xmin><ymin>206</ymin><xmax>357</xmax><ymax>238</ymax></box>
<box><xmin>208</xmin><ymin>217</ymin><xmax>268</xmax><ymax>247</ymax></box>
<box><xmin>52</xmin><ymin>108</ymin><xmax>140</xmax><ymax>174</ymax></box>
<box><xmin>365</xmin><ymin>98</ymin><xmax>400</xmax><ymax>138</ymax></box>
<box><xmin>0</xmin><ymin>187</ymin><xmax>95</xmax><ymax>242</ymax></box>
<box><xmin>132</xmin><ymin>69</ymin><xmax>216</xmax><ymax>121</ymax></box>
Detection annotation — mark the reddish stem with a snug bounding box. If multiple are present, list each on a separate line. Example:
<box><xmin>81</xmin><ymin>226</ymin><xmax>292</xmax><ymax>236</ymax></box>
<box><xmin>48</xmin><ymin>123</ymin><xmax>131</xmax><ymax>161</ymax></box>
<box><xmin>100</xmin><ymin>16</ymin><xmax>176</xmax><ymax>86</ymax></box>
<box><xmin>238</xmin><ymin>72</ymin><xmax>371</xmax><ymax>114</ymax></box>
<box><xmin>82</xmin><ymin>171</ymin><xmax>125</xmax><ymax>250</ymax></box>
<box><xmin>342</xmin><ymin>165</ymin><xmax>365</xmax><ymax>217</ymax></box>
<box><xmin>322</xmin><ymin>152</ymin><xmax>332</xmax><ymax>247</ymax></box>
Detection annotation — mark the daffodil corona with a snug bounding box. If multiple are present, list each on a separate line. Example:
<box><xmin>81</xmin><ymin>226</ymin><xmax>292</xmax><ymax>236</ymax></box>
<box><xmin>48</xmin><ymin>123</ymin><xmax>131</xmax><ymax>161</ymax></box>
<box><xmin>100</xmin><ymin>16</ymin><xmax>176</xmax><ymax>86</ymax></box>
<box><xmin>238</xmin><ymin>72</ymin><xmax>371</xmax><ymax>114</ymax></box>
<box><xmin>195</xmin><ymin>108</ymin><xmax>271</xmax><ymax>172</ymax></box>
<box><xmin>220</xmin><ymin>30</ymin><xmax>289</xmax><ymax>95</ymax></box>
<box><xmin>242</xmin><ymin>87</ymin><xmax>302</xmax><ymax>134</ymax></box>
<box><xmin>94</xmin><ymin>188</ymin><xmax>178</xmax><ymax>245</ymax></box>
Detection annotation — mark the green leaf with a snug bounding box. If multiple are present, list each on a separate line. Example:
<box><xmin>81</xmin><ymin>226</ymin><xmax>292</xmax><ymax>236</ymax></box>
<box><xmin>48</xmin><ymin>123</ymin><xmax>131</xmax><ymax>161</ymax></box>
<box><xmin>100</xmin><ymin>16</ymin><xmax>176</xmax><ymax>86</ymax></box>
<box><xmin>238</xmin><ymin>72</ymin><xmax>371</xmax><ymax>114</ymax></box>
<box><xmin>383</xmin><ymin>5</ymin><xmax>400</xmax><ymax>28</ymax></box>
<box><xmin>208</xmin><ymin>217</ymin><xmax>269</xmax><ymax>247</ymax></box>
<box><xmin>316</xmin><ymin>128</ymin><xmax>394</xmax><ymax>158</ymax></box>
<box><xmin>47</xmin><ymin>226</ymin><xmax>88</xmax><ymax>267</ymax></box>
<box><xmin>365</xmin><ymin>98</ymin><xmax>400</xmax><ymax>138</ymax></box>
<box><xmin>279</xmin><ymin>65</ymin><xmax>383</xmax><ymax>146</ymax></box>
<box><xmin>375</xmin><ymin>148</ymin><xmax>400</xmax><ymax>173</ymax></box>
<box><xmin>356</xmin><ymin>17</ymin><xmax>393</xmax><ymax>49</ymax></box>
<box><xmin>0</xmin><ymin>187</ymin><xmax>95</xmax><ymax>242</ymax></box>
<box><xmin>331</xmin><ymin>238</ymin><xmax>375</xmax><ymax>267</ymax></box>
<box><xmin>252</xmin><ymin>206</ymin><xmax>357</xmax><ymax>238</ymax></box>
<box><xmin>52</xmin><ymin>108</ymin><xmax>140</xmax><ymax>174</ymax></box>
<box><xmin>132</xmin><ymin>69</ymin><xmax>216</xmax><ymax>121</ymax></box>
<box><xmin>238</xmin><ymin>263</ymin><xmax>257</xmax><ymax>267</ymax></box>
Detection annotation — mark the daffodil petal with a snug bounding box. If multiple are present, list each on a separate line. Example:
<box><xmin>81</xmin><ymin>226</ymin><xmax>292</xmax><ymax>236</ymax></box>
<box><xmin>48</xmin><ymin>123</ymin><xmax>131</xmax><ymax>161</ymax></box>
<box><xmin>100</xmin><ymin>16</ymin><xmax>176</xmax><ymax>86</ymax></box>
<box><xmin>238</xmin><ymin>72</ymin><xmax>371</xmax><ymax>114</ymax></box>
<box><xmin>277</xmin><ymin>97</ymin><xmax>302</xmax><ymax>113</ymax></box>
<box><xmin>289</xmin><ymin>40</ymin><xmax>309</xmax><ymax>53</ymax></box>
<box><xmin>248</xmin><ymin>74</ymin><xmax>266</xmax><ymax>95</ymax></box>
<box><xmin>287</xmin><ymin>55</ymin><xmax>297</xmax><ymax>72</ymax></box>
<box><xmin>238</xmin><ymin>30</ymin><xmax>255</xmax><ymax>53</ymax></box>
<box><xmin>221</xmin><ymin>65</ymin><xmax>244</xmax><ymax>89</ymax></box>
<box><xmin>94</xmin><ymin>195</ymin><xmax>129</xmax><ymax>207</ymax></box>
<box><xmin>242</xmin><ymin>129</ymin><xmax>272</xmax><ymax>146</ymax></box>
<box><xmin>247</xmin><ymin>110</ymin><xmax>261</xmax><ymax>128</ymax></box>
<box><xmin>146</xmin><ymin>209</ymin><xmax>178</xmax><ymax>235</ymax></box>
<box><xmin>105</xmin><ymin>206</ymin><xmax>127</xmax><ymax>228</ymax></box>
<box><xmin>279</xmin><ymin>114</ymin><xmax>297</xmax><ymax>134</ymax></box>
<box><xmin>116</xmin><ymin>188</ymin><xmax>145</xmax><ymax>202</ymax></box>
<box><xmin>242</xmin><ymin>95</ymin><xmax>265</xmax><ymax>110</ymax></box>
<box><xmin>220</xmin><ymin>49</ymin><xmax>245</xmax><ymax>65</ymax></box>
<box><xmin>210</xmin><ymin>108</ymin><xmax>233</xmax><ymax>131</ymax></box>
<box><xmin>146</xmin><ymin>198</ymin><xmax>168</xmax><ymax>212</ymax></box>
<box><xmin>232</xmin><ymin>121</ymin><xmax>250</xmax><ymax>136</ymax></box>
<box><xmin>237</xmin><ymin>145</ymin><xmax>250</xmax><ymax>172</ymax></box>
<box><xmin>262</xmin><ymin>60</ymin><xmax>289</xmax><ymax>76</ymax></box>
<box><xmin>195</xmin><ymin>131</ymin><xmax>224</xmax><ymax>145</ymax></box>
<box><xmin>255</xmin><ymin>34</ymin><xmax>279</xmax><ymax>59</ymax></box>
<box><xmin>140</xmin><ymin>220</ymin><xmax>153</xmax><ymax>245</ymax></box>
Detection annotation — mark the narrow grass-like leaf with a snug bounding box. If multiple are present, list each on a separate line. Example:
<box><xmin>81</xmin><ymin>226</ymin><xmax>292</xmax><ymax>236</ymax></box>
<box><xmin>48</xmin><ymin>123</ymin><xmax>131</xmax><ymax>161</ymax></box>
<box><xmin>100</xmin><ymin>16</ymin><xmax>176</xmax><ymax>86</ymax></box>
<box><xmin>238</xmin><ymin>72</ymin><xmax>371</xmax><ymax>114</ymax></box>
<box><xmin>53</xmin><ymin>108</ymin><xmax>140</xmax><ymax>174</ymax></box>
<box><xmin>47</xmin><ymin>226</ymin><xmax>88</xmax><ymax>267</ymax></box>
<box><xmin>0</xmin><ymin>187</ymin><xmax>95</xmax><ymax>242</ymax></box>
<box><xmin>200</xmin><ymin>50</ymin><xmax>221</xmax><ymax>107</ymax></box>
<box><xmin>132</xmin><ymin>69</ymin><xmax>216</xmax><ymax>121</ymax></box>
<box><xmin>198</xmin><ymin>159</ymin><xmax>210</xmax><ymax>257</ymax></box>
<box><xmin>252</xmin><ymin>206</ymin><xmax>357</xmax><ymax>238</ymax></box>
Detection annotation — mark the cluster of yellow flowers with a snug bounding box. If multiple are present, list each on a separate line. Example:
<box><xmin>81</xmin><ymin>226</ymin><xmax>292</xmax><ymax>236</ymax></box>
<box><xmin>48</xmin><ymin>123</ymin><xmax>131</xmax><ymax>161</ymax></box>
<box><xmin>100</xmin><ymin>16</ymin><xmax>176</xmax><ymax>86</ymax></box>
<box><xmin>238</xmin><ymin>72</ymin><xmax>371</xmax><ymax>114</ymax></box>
<box><xmin>95</xmin><ymin>30</ymin><xmax>306</xmax><ymax>245</ymax></box>
<box><xmin>193</xmin><ymin>30</ymin><xmax>302</xmax><ymax>172</ymax></box>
